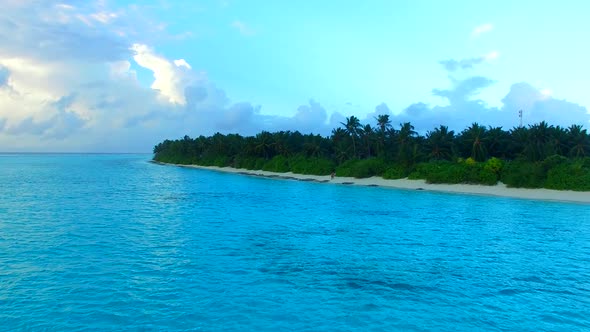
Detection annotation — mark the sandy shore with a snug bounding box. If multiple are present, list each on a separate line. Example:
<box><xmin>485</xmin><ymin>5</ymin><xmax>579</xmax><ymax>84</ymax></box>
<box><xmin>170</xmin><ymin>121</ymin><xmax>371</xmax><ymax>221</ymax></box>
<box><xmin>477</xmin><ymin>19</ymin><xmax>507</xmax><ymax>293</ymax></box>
<box><xmin>153</xmin><ymin>161</ymin><xmax>590</xmax><ymax>204</ymax></box>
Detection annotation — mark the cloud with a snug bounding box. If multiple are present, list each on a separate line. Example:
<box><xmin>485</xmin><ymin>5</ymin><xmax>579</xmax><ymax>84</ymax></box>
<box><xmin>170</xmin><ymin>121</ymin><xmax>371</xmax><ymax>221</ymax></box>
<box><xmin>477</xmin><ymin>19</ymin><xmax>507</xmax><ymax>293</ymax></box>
<box><xmin>501</xmin><ymin>82</ymin><xmax>588</xmax><ymax>126</ymax></box>
<box><xmin>433</xmin><ymin>76</ymin><xmax>496</xmax><ymax>105</ymax></box>
<box><xmin>174</xmin><ymin>59</ymin><xmax>192</xmax><ymax>69</ymax></box>
<box><xmin>380</xmin><ymin>81</ymin><xmax>589</xmax><ymax>134</ymax></box>
<box><xmin>231</xmin><ymin>20</ymin><xmax>255</xmax><ymax>36</ymax></box>
<box><xmin>0</xmin><ymin>66</ymin><xmax>9</xmax><ymax>86</ymax></box>
<box><xmin>5</xmin><ymin>117</ymin><xmax>54</xmax><ymax>137</ymax></box>
<box><xmin>291</xmin><ymin>99</ymin><xmax>329</xmax><ymax>133</ymax></box>
<box><xmin>0</xmin><ymin>1</ymin><xmax>208</xmax><ymax>151</ymax></box>
<box><xmin>364</xmin><ymin>102</ymin><xmax>394</xmax><ymax>123</ymax></box>
<box><xmin>484</xmin><ymin>51</ymin><xmax>499</xmax><ymax>60</ymax></box>
<box><xmin>439</xmin><ymin>51</ymin><xmax>499</xmax><ymax>72</ymax></box>
<box><xmin>131</xmin><ymin>44</ymin><xmax>194</xmax><ymax>105</ymax></box>
<box><xmin>471</xmin><ymin>23</ymin><xmax>493</xmax><ymax>38</ymax></box>
<box><xmin>539</xmin><ymin>88</ymin><xmax>552</xmax><ymax>98</ymax></box>
<box><xmin>90</xmin><ymin>11</ymin><xmax>119</xmax><ymax>25</ymax></box>
<box><xmin>216</xmin><ymin>102</ymin><xmax>260</xmax><ymax>131</ymax></box>
<box><xmin>0</xmin><ymin>2</ymin><xmax>130</xmax><ymax>62</ymax></box>
<box><xmin>3</xmin><ymin>93</ymin><xmax>86</xmax><ymax>139</ymax></box>
<box><xmin>55</xmin><ymin>4</ymin><xmax>76</xmax><ymax>11</ymax></box>
<box><xmin>2</xmin><ymin>37</ymin><xmax>588</xmax><ymax>152</ymax></box>
<box><xmin>0</xmin><ymin>1</ymin><xmax>588</xmax><ymax>153</ymax></box>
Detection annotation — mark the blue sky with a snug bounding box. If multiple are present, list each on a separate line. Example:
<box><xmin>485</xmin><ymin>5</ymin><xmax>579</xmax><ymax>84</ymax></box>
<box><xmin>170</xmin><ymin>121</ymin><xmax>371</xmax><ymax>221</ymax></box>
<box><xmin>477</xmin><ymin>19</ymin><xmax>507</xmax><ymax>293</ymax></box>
<box><xmin>0</xmin><ymin>0</ymin><xmax>589</xmax><ymax>152</ymax></box>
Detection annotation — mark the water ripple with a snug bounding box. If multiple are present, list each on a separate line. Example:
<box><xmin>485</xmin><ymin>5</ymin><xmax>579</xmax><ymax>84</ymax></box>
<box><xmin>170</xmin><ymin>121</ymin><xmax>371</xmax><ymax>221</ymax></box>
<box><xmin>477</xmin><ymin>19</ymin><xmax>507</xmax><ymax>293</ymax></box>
<box><xmin>1</xmin><ymin>154</ymin><xmax>590</xmax><ymax>331</ymax></box>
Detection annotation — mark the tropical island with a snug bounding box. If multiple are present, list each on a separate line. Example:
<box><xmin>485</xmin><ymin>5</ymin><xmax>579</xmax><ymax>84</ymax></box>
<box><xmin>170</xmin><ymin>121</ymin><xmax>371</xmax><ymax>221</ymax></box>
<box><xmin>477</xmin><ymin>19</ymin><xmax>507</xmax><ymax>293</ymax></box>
<box><xmin>153</xmin><ymin>115</ymin><xmax>590</xmax><ymax>194</ymax></box>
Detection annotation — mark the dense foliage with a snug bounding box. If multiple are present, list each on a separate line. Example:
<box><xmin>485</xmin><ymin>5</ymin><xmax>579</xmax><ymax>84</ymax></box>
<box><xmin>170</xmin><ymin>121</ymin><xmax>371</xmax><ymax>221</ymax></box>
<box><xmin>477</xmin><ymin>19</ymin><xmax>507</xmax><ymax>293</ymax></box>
<box><xmin>153</xmin><ymin>115</ymin><xmax>590</xmax><ymax>191</ymax></box>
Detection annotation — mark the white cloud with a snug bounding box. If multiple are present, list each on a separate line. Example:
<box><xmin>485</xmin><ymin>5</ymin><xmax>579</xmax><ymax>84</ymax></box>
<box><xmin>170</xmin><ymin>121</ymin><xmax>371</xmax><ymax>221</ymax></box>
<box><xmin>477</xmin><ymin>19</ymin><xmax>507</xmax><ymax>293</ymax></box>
<box><xmin>540</xmin><ymin>88</ymin><xmax>552</xmax><ymax>99</ymax></box>
<box><xmin>484</xmin><ymin>51</ymin><xmax>499</xmax><ymax>61</ymax></box>
<box><xmin>389</xmin><ymin>76</ymin><xmax>589</xmax><ymax>134</ymax></box>
<box><xmin>439</xmin><ymin>52</ymin><xmax>499</xmax><ymax>72</ymax></box>
<box><xmin>131</xmin><ymin>44</ymin><xmax>192</xmax><ymax>105</ymax></box>
<box><xmin>231</xmin><ymin>20</ymin><xmax>255</xmax><ymax>36</ymax></box>
<box><xmin>471</xmin><ymin>23</ymin><xmax>494</xmax><ymax>38</ymax></box>
<box><xmin>0</xmin><ymin>2</ymin><xmax>588</xmax><ymax>153</ymax></box>
<box><xmin>55</xmin><ymin>4</ymin><xmax>75</xmax><ymax>11</ymax></box>
<box><xmin>109</xmin><ymin>60</ymin><xmax>135</xmax><ymax>79</ymax></box>
<box><xmin>174</xmin><ymin>59</ymin><xmax>192</xmax><ymax>69</ymax></box>
<box><xmin>0</xmin><ymin>1</ymin><xmax>130</xmax><ymax>62</ymax></box>
<box><xmin>90</xmin><ymin>11</ymin><xmax>119</xmax><ymax>24</ymax></box>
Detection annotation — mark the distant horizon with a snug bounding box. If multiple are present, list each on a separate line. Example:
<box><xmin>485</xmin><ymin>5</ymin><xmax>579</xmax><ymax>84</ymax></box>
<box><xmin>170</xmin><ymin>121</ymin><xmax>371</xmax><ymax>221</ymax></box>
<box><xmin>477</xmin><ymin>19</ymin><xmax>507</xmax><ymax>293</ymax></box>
<box><xmin>0</xmin><ymin>152</ymin><xmax>152</xmax><ymax>154</ymax></box>
<box><xmin>4</xmin><ymin>117</ymin><xmax>590</xmax><ymax>154</ymax></box>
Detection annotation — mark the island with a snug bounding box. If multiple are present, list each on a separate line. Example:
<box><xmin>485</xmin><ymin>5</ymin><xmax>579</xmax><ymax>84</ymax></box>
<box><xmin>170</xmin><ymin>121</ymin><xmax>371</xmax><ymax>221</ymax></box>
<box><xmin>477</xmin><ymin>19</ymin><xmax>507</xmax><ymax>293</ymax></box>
<box><xmin>152</xmin><ymin>116</ymin><xmax>590</xmax><ymax>202</ymax></box>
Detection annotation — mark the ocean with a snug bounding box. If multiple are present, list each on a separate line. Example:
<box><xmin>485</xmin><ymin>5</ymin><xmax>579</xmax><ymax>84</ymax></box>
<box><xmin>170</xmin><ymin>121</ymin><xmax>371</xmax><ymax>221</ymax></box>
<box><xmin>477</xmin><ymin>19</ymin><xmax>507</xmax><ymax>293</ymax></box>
<box><xmin>1</xmin><ymin>154</ymin><xmax>589</xmax><ymax>331</ymax></box>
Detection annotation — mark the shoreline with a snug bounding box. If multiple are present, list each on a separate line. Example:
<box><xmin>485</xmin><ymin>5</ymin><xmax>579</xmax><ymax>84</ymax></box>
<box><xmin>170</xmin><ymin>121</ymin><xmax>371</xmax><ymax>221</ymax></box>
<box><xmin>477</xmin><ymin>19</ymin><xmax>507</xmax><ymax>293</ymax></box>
<box><xmin>152</xmin><ymin>161</ymin><xmax>590</xmax><ymax>204</ymax></box>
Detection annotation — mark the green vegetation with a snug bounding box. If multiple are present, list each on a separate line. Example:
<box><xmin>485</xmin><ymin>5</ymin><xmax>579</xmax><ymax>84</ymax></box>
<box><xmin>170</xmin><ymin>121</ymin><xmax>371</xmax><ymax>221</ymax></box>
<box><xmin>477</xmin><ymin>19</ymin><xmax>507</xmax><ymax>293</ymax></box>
<box><xmin>153</xmin><ymin>117</ymin><xmax>590</xmax><ymax>191</ymax></box>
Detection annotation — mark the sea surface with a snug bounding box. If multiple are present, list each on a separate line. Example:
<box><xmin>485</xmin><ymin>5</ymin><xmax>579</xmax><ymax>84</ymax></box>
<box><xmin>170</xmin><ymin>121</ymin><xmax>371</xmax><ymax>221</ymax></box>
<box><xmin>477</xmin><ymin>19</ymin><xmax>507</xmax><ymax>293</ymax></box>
<box><xmin>1</xmin><ymin>154</ymin><xmax>590</xmax><ymax>331</ymax></box>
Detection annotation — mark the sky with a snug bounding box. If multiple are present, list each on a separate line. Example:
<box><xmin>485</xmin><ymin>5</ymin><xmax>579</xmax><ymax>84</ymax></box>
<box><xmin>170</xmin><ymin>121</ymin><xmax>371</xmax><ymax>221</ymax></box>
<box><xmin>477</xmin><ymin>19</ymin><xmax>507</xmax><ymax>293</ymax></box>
<box><xmin>0</xmin><ymin>0</ymin><xmax>589</xmax><ymax>152</ymax></box>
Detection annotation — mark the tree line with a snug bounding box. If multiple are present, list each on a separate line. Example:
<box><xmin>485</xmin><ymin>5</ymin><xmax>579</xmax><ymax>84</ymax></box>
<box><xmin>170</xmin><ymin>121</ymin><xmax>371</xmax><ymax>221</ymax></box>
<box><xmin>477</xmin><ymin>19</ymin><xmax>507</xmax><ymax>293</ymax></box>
<box><xmin>153</xmin><ymin>115</ymin><xmax>590</xmax><ymax>190</ymax></box>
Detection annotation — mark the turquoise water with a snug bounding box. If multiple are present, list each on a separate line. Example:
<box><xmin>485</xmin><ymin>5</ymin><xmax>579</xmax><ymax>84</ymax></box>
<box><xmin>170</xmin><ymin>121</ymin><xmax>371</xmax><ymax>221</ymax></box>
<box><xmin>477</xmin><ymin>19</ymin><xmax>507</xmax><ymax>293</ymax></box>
<box><xmin>1</xmin><ymin>154</ymin><xmax>589</xmax><ymax>331</ymax></box>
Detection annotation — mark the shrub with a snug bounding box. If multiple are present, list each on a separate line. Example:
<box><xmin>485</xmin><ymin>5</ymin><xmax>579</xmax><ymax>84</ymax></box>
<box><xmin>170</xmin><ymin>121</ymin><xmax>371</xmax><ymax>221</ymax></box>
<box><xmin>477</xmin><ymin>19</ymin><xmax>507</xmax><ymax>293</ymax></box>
<box><xmin>198</xmin><ymin>158</ymin><xmax>214</xmax><ymax>166</ymax></box>
<box><xmin>545</xmin><ymin>161</ymin><xmax>590</xmax><ymax>191</ymax></box>
<box><xmin>254</xmin><ymin>158</ymin><xmax>266</xmax><ymax>170</ymax></box>
<box><xmin>234</xmin><ymin>157</ymin><xmax>266</xmax><ymax>170</ymax></box>
<box><xmin>484</xmin><ymin>157</ymin><xmax>504</xmax><ymax>174</ymax></box>
<box><xmin>289</xmin><ymin>155</ymin><xmax>334</xmax><ymax>175</ymax></box>
<box><xmin>477</xmin><ymin>168</ymin><xmax>499</xmax><ymax>185</ymax></box>
<box><xmin>501</xmin><ymin>160</ymin><xmax>545</xmax><ymax>188</ymax></box>
<box><xmin>306</xmin><ymin>158</ymin><xmax>335</xmax><ymax>175</ymax></box>
<box><xmin>408</xmin><ymin>161</ymin><xmax>498</xmax><ymax>185</ymax></box>
<box><xmin>335</xmin><ymin>158</ymin><xmax>387</xmax><ymax>178</ymax></box>
<box><xmin>426</xmin><ymin>162</ymin><xmax>464</xmax><ymax>184</ymax></box>
<box><xmin>541</xmin><ymin>154</ymin><xmax>569</xmax><ymax>172</ymax></box>
<box><xmin>407</xmin><ymin>162</ymin><xmax>434</xmax><ymax>180</ymax></box>
<box><xmin>335</xmin><ymin>159</ymin><xmax>357</xmax><ymax>177</ymax></box>
<box><xmin>262</xmin><ymin>155</ymin><xmax>289</xmax><ymax>173</ymax></box>
<box><xmin>213</xmin><ymin>156</ymin><xmax>229</xmax><ymax>167</ymax></box>
<box><xmin>383</xmin><ymin>164</ymin><xmax>409</xmax><ymax>179</ymax></box>
<box><xmin>354</xmin><ymin>158</ymin><xmax>387</xmax><ymax>178</ymax></box>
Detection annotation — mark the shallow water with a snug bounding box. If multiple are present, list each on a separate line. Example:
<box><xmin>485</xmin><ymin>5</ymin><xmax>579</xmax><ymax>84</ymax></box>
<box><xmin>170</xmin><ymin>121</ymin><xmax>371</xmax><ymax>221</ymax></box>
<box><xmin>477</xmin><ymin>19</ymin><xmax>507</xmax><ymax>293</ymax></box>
<box><xmin>1</xmin><ymin>154</ymin><xmax>589</xmax><ymax>331</ymax></box>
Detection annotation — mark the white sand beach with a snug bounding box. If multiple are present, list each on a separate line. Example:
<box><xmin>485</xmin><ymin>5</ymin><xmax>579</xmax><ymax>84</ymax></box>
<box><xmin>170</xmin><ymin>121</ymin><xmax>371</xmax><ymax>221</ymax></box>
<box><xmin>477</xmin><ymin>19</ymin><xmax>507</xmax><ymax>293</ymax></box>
<box><xmin>157</xmin><ymin>162</ymin><xmax>590</xmax><ymax>204</ymax></box>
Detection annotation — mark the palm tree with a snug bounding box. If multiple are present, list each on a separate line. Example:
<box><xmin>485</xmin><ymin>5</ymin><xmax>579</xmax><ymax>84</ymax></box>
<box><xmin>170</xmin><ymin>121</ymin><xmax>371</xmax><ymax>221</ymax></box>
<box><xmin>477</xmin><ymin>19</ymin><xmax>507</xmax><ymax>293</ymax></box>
<box><xmin>195</xmin><ymin>135</ymin><xmax>210</xmax><ymax>159</ymax></box>
<box><xmin>527</xmin><ymin>121</ymin><xmax>553</xmax><ymax>161</ymax></box>
<box><xmin>548</xmin><ymin>125</ymin><xmax>568</xmax><ymax>157</ymax></box>
<box><xmin>331</xmin><ymin>128</ymin><xmax>352</xmax><ymax>163</ymax></box>
<box><xmin>397</xmin><ymin>122</ymin><xmax>417</xmax><ymax>165</ymax></box>
<box><xmin>425</xmin><ymin>125</ymin><xmax>455</xmax><ymax>161</ymax></box>
<box><xmin>375</xmin><ymin>114</ymin><xmax>392</xmax><ymax>134</ymax></box>
<box><xmin>359</xmin><ymin>124</ymin><xmax>375</xmax><ymax>158</ymax></box>
<box><xmin>384</xmin><ymin>126</ymin><xmax>399</xmax><ymax>159</ymax></box>
<box><xmin>375</xmin><ymin>114</ymin><xmax>392</xmax><ymax>157</ymax></box>
<box><xmin>211</xmin><ymin>132</ymin><xmax>227</xmax><ymax>157</ymax></box>
<box><xmin>254</xmin><ymin>131</ymin><xmax>274</xmax><ymax>159</ymax></box>
<box><xmin>460</xmin><ymin>123</ymin><xmax>488</xmax><ymax>161</ymax></box>
<box><xmin>486</xmin><ymin>126</ymin><xmax>510</xmax><ymax>159</ymax></box>
<box><xmin>273</xmin><ymin>131</ymin><xmax>292</xmax><ymax>157</ymax></box>
<box><xmin>287</xmin><ymin>131</ymin><xmax>305</xmax><ymax>156</ymax></box>
<box><xmin>508</xmin><ymin>126</ymin><xmax>530</xmax><ymax>160</ymax></box>
<box><xmin>567</xmin><ymin>124</ymin><xmax>589</xmax><ymax>158</ymax></box>
<box><xmin>341</xmin><ymin>116</ymin><xmax>361</xmax><ymax>158</ymax></box>
<box><xmin>240</xmin><ymin>137</ymin><xmax>253</xmax><ymax>158</ymax></box>
<box><xmin>225</xmin><ymin>133</ymin><xmax>244</xmax><ymax>166</ymax></box>
<box><xmin>303</xmin><ymin>134</ymin><xmax>327</xmax><ymax>158</ymax></box>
